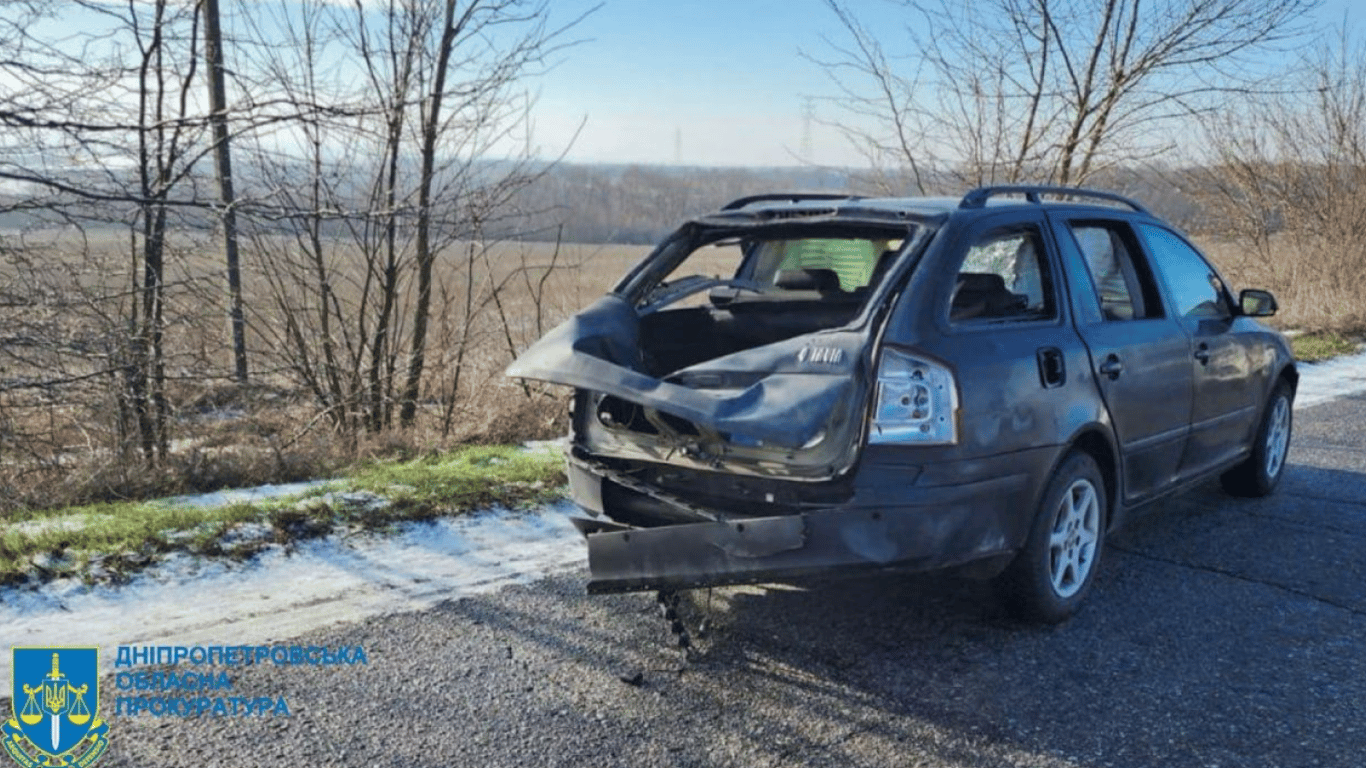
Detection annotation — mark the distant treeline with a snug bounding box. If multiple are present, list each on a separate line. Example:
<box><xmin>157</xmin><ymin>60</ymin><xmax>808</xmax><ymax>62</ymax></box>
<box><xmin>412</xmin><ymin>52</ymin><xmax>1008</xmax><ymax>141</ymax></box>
<box><xmin>0</xmin><ymin>160</ymin><xmax>1213</xmax><ymax>245</ymax></box>
<box><xmin>505</xmin><ymin>162</ymin><xmax>1207</xmax><ymax>245</ymax></box>
<box><xmin>507</xmin><ymin>163</ymin><xmax>862</xmax><ymax>244</ymax></box>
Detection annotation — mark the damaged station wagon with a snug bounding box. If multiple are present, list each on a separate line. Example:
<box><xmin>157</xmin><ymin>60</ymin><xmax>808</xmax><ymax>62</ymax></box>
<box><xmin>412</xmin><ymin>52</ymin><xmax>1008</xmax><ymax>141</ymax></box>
<box><xmin>508</xmin><ymin>186</ymin><xmax>1297</xmax><ymax>622</ymax></box>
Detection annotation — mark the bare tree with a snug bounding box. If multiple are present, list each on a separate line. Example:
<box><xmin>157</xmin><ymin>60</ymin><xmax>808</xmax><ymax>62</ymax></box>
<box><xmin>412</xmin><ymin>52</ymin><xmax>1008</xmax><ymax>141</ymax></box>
<box><xmin>0</xmin><ymin>0</ymin><xmax>355</xmax><ymax>518</ymax></box>
<box><xmin>815</xmin><ymin>0</ymin><xmax>1317</xmax><ymax>191</ymax></box>
<box><xmin>1192</xmin><ymin>26</ymin><xmax>1366</xmax><ymax>330</ymax></box>
<box><xmin>394</xmin><ymin>0</ymin><xmax>577</xmax><ymax>427</ymax></box>
<box><xmin>0</xmin><ymin>0</ymin><xmax>217</xmax><ymax>466</ymax></box>
<box><xmin>236</xmin><ymin>0</ymin><xmax>591</xmax><ymax>437</ymax></box>
<box><xmin>0</xmin><ymin>0</ymin><xmax>594</xmax><ymax>509</ymax></box>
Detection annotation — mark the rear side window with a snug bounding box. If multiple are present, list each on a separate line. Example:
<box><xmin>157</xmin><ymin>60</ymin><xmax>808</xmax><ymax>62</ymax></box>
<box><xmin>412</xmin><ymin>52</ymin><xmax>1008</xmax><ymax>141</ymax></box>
<box><xmin>951</xmin><ymin>225</ymin><xmax>1054</xmax><ymax>323</ymax></box>
<box><xmin>1068</xmin><ymin>222</ymin><xmax>1164</xmax><ymax>321</ymax></box>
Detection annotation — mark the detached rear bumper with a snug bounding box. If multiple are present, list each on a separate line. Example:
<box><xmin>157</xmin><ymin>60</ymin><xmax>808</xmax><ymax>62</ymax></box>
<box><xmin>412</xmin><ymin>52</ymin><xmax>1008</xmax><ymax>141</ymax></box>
<box><xmin>569</xmin><ymin>455</ymin><xmax>1032</xmax><ymax>593</ymax></box>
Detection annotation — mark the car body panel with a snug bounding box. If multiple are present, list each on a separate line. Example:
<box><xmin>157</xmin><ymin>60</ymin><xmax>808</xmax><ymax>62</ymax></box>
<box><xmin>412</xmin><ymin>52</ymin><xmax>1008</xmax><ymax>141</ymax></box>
<box><xmin>1181</xmin><ymin>316</ymin><xmax>1262</xmax><ymax>478</ymax></box>
<box><xmin>571</xmin><ymin>444</ymin><xmax>1058</xmax><ymax>593</ymax></box>
<box><xmin>1073</xmin><ymin>318</ymin><xmax>1194</xmax><ymax>503</ymax></box>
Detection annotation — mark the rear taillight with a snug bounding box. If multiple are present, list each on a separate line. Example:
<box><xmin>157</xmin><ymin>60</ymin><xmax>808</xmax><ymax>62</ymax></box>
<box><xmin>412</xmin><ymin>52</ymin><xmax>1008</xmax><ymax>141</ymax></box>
<box><xmin>869</xmin><ymin>349</ymin><xmax>958</xmax><ymax>445</ymax></box>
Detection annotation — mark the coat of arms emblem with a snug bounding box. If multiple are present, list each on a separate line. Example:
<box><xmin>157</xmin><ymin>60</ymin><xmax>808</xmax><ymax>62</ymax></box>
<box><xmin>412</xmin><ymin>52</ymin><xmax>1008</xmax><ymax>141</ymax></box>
<box><xmin>4</xmin><ymin>648</ymin><xmax>108</xmax><ymax>768</ymax></box>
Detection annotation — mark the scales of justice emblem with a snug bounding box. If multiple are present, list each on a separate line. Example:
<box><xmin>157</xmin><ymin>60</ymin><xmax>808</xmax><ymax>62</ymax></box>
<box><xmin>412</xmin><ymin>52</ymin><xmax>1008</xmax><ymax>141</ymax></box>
<box><xmin>4</xmin><ymin>649</ymin><xmax>108</xmax><ymax>768</ymax></box>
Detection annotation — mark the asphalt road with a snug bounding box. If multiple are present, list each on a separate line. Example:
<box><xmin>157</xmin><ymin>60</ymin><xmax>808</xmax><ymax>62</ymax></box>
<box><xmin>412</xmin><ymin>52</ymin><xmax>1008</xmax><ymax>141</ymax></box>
<box><xmin>96</xmin><ymin>393</ymin><xmax>1366</xmax><ymax>768</ymax></box>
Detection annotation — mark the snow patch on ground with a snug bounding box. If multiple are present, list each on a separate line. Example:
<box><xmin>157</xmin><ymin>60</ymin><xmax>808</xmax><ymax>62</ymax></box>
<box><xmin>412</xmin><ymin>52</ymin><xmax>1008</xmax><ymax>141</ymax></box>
<box><xmin>1293</xmin><ymin>349</ymin><xmax>1366</xmax><ymax>409</ymax></box>
<box><xmin>154</xmin><ymin>480</ymin><xmax>338</xmax><ymax>509</ymax></box>
<box><xmin>8</xmin><ymin>514</ymin><xmax>115</xmax><ymax>538</ymax></box>
<box><xmin>0</xmin><ymin>502</ymin><xmax>584</xmax><ymax>679</ymax></box>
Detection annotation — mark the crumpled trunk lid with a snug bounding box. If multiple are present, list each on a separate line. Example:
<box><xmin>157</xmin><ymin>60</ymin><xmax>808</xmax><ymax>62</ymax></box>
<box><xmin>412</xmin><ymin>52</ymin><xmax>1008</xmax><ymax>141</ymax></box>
<box><xmin>506</xmin><ymin>293</ymin><xmax>874</xmax><ymax>479</ymax></box>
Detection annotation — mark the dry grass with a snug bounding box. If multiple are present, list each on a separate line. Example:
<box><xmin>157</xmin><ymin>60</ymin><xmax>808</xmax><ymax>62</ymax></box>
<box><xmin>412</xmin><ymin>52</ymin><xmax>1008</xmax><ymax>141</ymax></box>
<box><xmin>1288</xmin><ymin>331</ymin><xmax>1363</xmax><ymax>363</ymax></box>
<box><xmin>1202</xmin><ymin>235</ymin><xmax>1366</xmax><ymax>334</ymax></box>
<box><xmin>0</xmin><ymin>228</ymin><xmax>650</xmax><ymax>515</ymax></box>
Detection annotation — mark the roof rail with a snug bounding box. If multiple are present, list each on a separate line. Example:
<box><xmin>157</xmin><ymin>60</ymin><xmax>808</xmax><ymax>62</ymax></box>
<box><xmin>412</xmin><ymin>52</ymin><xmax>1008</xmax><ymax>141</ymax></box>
<box><xmin>720</xmin><ymin>192</ymin><xmax>861</xmax><ymax>211</ymax></box>
<box><xmin>959</xmin><ymin>185</ymin><xmax>1149</xmax><ymax>215</ymax></box>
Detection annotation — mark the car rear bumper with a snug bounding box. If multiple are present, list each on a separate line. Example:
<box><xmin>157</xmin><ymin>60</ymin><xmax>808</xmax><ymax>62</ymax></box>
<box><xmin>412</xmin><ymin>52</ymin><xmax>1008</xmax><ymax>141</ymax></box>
<box><xmin>567</xmin><ymin>453</ymin><xmax>1035</xmax><ymax>593</ymax></box>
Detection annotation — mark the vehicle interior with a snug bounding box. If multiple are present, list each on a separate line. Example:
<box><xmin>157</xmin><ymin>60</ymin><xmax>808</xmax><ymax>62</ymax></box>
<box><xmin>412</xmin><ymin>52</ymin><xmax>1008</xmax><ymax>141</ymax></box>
<box><xmin>637</xmin><ymin>234</ymin><xmax>904</xmax><ymax>377</ymax></box>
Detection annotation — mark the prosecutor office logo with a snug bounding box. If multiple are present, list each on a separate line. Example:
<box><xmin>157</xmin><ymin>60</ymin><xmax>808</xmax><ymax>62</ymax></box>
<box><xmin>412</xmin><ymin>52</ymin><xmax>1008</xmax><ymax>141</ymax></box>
<box><xmin>4</xmin><ymin>648</ymin><xmax>108</xmax><ymax>768</ymax></box>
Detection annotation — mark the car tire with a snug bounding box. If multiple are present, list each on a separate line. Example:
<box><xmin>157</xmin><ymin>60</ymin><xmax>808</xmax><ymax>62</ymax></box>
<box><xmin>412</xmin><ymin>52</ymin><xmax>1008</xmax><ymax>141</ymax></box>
<box><xmin>1220</xmin><ymin>380</ymin><xmax>1293</xmax><ymax>498</ymax></box>
<box><xmin>997</xmin><ymin>451</ymin><xmax>1106</xmax><ymax>624</ymax></box>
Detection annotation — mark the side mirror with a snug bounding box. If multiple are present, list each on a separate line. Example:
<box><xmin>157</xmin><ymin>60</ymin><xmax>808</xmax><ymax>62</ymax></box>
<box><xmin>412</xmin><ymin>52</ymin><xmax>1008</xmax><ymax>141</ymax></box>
<box><xmin>1239</xmin><ymin>288</ymin><xmax>1278</xmax><ymax>317</ymax></box>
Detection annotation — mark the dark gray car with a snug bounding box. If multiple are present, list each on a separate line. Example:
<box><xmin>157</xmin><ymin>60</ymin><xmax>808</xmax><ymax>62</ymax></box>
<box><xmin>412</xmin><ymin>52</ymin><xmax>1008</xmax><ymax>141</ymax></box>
<box><xmin>507</xmin><ymin>186</ymin><xmax>1297</xmax><ymax>622</ymax></box>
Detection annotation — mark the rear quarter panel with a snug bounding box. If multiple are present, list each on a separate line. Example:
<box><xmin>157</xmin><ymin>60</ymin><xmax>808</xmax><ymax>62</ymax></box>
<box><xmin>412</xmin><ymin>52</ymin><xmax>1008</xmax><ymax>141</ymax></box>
<box><xmin>864</xmin><ymin>210</ymin><xmax>1115</xmax><ymax>547</ymax></box>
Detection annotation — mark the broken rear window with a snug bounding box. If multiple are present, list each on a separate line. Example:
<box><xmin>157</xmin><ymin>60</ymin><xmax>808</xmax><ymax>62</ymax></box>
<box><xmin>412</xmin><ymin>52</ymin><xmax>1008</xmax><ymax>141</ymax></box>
<box><xmin>639</xmin><ymin>231</ymin><xmax>908</xmax><ymax>312</ymax></box>
<box><xmin>747</xmin><ymin>237</ymin><xmax>900</xmax><ymax>291</ymax></box>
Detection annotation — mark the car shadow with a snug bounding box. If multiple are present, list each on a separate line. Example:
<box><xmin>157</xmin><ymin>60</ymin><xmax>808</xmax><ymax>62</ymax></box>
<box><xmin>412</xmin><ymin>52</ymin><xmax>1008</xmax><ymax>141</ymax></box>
<box><xmin>651</xmin><ymin>456</ymin><xmax>1366</xmax><ymax>767</ymax></box>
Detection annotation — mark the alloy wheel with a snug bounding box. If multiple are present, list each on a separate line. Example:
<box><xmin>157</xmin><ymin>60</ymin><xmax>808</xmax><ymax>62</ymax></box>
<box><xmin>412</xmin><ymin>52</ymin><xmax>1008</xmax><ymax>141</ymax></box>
<box><xmin>1048</xmin><ymin>479</ymin><xmax>1101</xmax><ymax>599</ymax></box>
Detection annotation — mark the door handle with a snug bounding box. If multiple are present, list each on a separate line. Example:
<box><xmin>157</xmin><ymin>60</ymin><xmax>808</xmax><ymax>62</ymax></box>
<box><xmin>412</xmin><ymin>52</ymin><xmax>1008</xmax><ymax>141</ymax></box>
<box><xmin>1098</xmin><ymin>355</ymin><xmax>1123</xmax><ymax>381</ymax></box>
<box><xmin>1037</xmin><ymin>347</ymin><xmax>1065</xmax><ymax>388</ymax></box>
<box><xmin>1194</xmin><ymin>344</ymin><xmax>1211</xmax><ymax>365</ymax></box>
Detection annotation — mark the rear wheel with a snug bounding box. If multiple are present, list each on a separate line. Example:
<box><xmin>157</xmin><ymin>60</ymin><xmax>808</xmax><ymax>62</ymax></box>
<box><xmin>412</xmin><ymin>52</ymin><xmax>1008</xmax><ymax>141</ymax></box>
<box><xmin>998</xmin><ymin>451</ymin><xmax>1106</xmax><ymax>623</ymax></box>
<box><xmin>1221</xmin><ymin>380</ymin><xmax>1293</xmax><ymax>498</ymax></box>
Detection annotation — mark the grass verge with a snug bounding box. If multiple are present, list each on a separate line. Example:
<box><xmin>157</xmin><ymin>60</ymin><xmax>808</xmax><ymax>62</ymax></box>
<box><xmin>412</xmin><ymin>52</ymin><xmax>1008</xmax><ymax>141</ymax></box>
<box><xmin>0</xmin><ymin>444</ymin><xmax>566</xmax><ymax>588</ymax></box>
<box><xmin>1291</xmin><ymin>331</ymin><xmax>1363</xmax><ymax>363</ymax></box>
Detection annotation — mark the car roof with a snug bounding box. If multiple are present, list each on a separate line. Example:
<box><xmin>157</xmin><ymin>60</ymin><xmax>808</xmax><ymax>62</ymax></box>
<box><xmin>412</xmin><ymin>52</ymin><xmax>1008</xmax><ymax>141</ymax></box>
<box><xmin>699</xmin><ymin>186</ymin><xmax>1152</xmax><ymax>227</ymax></box>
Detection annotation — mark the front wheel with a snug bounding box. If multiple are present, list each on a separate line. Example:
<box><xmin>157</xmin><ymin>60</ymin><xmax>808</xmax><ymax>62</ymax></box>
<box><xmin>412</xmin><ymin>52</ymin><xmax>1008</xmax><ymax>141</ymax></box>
<box><xmin>1221</xmin><ymin>380</ymin><xmax>1293</xmax><ymax>498</ymax></box>
<box><xmin>997</xmin><ymin>451</ymin><xmax>1106</xmax><ymax>623</ymax></box>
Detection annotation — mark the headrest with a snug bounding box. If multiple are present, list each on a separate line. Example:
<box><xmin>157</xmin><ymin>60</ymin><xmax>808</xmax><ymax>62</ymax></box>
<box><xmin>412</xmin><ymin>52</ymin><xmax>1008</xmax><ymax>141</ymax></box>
<box><xmin>775</xmin><ymin>268</ymin><xmax>842</xmax><ymax>292</ymax></box>
<box><xmin>955</xmin><ymin>272</ymin><xmax>1008</xmax><ymax>293</ymax></box>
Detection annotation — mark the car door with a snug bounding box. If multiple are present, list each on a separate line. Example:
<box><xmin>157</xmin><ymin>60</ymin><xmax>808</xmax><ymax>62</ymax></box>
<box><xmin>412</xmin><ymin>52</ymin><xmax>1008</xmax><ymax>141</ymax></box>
<box><xmin>1136</xmin><ymin>223</ymin><xmax>1259</xmax><ymax>480</ymax></box>
<box><xmin>1052</xmin><ymin>215</ymin><xmax>1193</xmax><ymax>504</ymax></box>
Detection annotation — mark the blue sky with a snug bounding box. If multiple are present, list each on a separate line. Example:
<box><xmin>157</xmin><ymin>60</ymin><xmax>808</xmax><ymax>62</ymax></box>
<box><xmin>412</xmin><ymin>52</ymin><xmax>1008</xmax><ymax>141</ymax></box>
<box><xmin>24</xmin><ymin>0</ymin><xmax>1358</xmax><ymax>170</ymax></box>
<box><xmin>532</xmin><ymin>0</ymin><xmax>886</xmax><ymax>167</ymax></box>
<box><xmin>532</xmin><ymin>0</ymin><xmax>1360</xmax><ymax>168</ymax></box>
